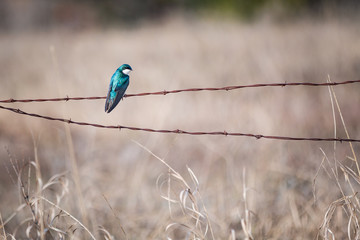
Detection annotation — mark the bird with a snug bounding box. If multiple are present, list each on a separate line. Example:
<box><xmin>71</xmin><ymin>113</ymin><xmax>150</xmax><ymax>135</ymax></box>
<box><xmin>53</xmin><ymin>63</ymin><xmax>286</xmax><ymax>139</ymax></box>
<box><xmin>105</xmin><ymin>64</ymin><xmax>132</xmax><ymax>113</ymax></box>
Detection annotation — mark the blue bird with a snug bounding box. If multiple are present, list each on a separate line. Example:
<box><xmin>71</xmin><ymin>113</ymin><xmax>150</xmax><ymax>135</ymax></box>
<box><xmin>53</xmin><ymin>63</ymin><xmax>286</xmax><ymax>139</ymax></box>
<box><xmin>105</xmin><ymin>64</ymin><xmax>132</xmax><ymax>113</ymax></box>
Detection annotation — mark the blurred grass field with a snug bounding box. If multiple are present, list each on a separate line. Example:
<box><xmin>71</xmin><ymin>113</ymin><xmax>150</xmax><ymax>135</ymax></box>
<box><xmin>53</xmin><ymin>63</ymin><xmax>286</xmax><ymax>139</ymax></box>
<box><xmin>1</xmin><ymin>16</ymin><xmax>360</xmax><ymax>239</ymax></box>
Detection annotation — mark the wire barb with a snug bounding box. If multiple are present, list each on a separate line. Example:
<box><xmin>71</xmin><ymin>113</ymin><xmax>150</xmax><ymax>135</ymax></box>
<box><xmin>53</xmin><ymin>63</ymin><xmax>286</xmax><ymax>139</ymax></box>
<box><xmin>0</xmin><ymin>104</ymin><xmax>359</xmax><ymax>142</ymax></box>
<box><xmin>254</xmin><ymin>135</ymin><xmax>262</xmax><ymax>140</ymax></box>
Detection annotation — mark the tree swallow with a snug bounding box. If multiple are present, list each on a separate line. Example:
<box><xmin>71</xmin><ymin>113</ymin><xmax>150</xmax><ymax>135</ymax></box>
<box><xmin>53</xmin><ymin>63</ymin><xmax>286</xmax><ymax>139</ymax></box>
<box><xmin>105</xmin><ymin>64</ymin><xmax>132</xmax><ymax>113</ymax></box>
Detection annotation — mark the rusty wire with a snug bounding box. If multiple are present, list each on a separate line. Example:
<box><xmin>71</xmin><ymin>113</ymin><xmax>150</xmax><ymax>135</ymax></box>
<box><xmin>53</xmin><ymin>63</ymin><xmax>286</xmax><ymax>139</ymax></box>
<box><xmin>0</xmin><ymin>105</ymin><xmax>359</xmax><ymax>142</ymax></box>
<box><xmin>1</xmin><ymin>79</ymin><xmax>360</xmax><ymax>103</ymax></box>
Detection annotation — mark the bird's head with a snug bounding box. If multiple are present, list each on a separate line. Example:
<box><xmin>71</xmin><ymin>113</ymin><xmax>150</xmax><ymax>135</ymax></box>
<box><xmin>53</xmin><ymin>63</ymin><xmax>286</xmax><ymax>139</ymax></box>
<box><xmin>119</xmin><ymin>64</ymin><xmax>132</xmax><ymax>76</ymax></box>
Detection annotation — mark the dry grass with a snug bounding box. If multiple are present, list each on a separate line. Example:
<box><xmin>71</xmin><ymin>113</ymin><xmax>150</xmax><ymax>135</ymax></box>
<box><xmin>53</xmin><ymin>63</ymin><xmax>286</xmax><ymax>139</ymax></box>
<box><xmin>1</xmin><ymin>16</ymin><xmax>360</xmax><ymax>239</ymax></box>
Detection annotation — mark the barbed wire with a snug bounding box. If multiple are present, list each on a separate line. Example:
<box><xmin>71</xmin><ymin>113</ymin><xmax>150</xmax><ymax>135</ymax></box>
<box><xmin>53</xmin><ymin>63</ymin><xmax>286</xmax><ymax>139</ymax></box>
<box><xmin>1</xmin><ymin>79</ymin><xmax>360</xmax><ymax>103</ymax></box>
<box><xmin>0</xmin><ymin>104</ymin><xmax>359</xmax><ymax>142</ymax></box>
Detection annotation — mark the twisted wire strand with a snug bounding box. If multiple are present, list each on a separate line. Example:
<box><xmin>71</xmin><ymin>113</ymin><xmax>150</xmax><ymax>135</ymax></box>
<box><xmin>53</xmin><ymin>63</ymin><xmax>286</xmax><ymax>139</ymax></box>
<box><xmin>0</xmin><ymin>105</ymin><xmax>358</xmax><ymax>142</ymax></box>
<box><xmin>1</xmin><ymin>79</ymin><xmax>359</xmax><ymax>103</ymax></box>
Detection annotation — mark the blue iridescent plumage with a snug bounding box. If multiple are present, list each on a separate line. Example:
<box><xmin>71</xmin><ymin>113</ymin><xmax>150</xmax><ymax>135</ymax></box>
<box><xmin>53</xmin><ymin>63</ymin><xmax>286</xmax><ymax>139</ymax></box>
<box><xmin>105</xmin><ymin>64</ymin><xmax>132</xmax><ymax>113</ymax></box>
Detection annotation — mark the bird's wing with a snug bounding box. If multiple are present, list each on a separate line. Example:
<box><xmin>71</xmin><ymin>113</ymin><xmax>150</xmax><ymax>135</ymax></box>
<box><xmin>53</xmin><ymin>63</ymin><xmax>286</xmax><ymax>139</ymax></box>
<box><xmin>104</xmin><ymin>79</ymin><xmax>114</xmax><ymax>112</ymax></box>
<box><xmin>114</xmin><ymin>76</ymin><xmax>129</xmax><ymax>91</ymax></box>
<box><xmin>105</xmin><ymin>79</ymin><xmax>129</xmax><ymax>113</ymax></box>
